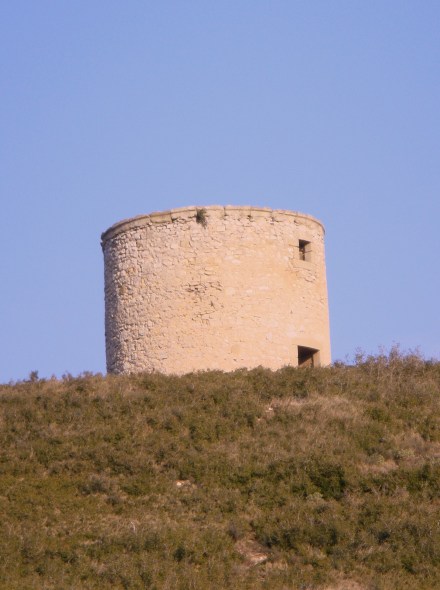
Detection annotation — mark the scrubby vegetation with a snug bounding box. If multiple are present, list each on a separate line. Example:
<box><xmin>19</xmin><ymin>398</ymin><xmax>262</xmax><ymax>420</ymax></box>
<box><xmin>1</xmin><ymin>351</ymin><xmax>439</xmax><ymax>589</ymax></box>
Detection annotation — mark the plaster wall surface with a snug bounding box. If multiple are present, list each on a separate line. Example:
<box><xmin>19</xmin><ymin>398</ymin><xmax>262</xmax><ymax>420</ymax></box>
<box><xmin>102</xmin><ymin>206</ymin><xmax>331</xmax><ymax>374</ymax></box>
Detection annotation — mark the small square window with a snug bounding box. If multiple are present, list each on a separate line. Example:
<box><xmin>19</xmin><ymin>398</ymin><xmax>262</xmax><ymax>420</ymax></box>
<box><xmin>298</xmin><ymin>240</ymin><xmax>311</xmax><ymax>262</ymax></box>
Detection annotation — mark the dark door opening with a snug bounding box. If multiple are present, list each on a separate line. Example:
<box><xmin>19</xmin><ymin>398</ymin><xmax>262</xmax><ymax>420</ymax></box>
<box><xmin>298</xmin><ymin>346</ymin><xmax>320</xmax><ymax>367</ymax></box>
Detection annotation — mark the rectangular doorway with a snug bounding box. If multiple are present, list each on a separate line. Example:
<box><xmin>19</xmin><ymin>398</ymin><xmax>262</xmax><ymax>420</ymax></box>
<box><xmin>298</xmin><ymin>346</ymin><xmax>320</xmax><ymax>367</ymax></box>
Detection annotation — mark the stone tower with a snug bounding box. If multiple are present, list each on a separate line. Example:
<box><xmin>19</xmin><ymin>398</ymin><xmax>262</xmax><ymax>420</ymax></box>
<box><xmin>101</xmin><ymin>206</ymin><xmax>331</xmax><ymax>374</ymax></box>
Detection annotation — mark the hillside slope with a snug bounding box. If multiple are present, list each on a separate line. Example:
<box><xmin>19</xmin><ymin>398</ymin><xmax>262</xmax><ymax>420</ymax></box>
<box><xmin>1</xmin><ymin>353</ymin><xmax>439</xmax><ymax>589</ymax></box>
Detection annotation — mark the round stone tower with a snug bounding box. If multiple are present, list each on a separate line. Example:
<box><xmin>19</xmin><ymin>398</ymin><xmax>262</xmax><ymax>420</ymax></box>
<box><xmin>101</xmin><ymin>206</ymin><xmax>331</xmax><ymax>374</ymax></box>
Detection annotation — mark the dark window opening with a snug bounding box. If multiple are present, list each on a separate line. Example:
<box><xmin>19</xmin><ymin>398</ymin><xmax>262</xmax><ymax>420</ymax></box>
<box><xmin>298</xmin><ymin>346</ymin><xmax>320</xmax><ymax>367</ymax></box>
<box><xmin>298</xmin><ymin>240</ymin><xmax>311</xmax><ymax>262</ymax></box>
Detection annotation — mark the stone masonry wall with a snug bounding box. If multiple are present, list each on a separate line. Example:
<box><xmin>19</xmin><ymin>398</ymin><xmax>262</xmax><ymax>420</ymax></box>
<box><xmin>101</xmin><ymin>206</ymin><xmax>331</xmax><ymax>374</ymax></box>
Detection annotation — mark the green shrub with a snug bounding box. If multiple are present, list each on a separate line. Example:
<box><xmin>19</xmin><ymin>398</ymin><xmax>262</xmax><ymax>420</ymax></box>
<box><xmin>0</xmin><ymin>352</ymin><xmax>439</xmax><ymax>589</ymax></box>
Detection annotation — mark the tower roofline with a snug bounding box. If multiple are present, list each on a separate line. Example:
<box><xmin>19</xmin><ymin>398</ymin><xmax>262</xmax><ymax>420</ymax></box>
<box><xmin>101</xmin><ymin>205</ymin><xmax>325</xmax><ymax>245</ymax></box>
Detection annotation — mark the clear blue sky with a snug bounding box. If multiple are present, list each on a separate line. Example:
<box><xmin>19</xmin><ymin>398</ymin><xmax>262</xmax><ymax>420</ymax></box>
<box><xmin>1</xmin><ymin>1</ymin><xmax>439</xmax><ymax>381</ymax></box>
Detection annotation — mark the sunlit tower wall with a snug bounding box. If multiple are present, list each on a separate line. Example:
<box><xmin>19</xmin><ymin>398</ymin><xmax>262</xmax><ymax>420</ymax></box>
<box><xmin>101</xmin><ymin>206</ymin><xmax>331</xmax><ymax>374</ymax></box>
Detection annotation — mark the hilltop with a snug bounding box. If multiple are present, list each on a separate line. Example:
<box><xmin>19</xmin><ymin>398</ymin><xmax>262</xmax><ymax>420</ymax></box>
<box><xmin>1</xmin><ymin>352</ymin><xmax>439</xmax><ymax>589</ymax></box>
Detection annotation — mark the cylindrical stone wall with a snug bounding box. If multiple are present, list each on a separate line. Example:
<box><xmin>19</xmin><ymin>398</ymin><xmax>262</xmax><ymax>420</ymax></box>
<box><xmin>101</xmin><ymin>206</ymin><xmax>331</xmax><ymax>374</ymax></box>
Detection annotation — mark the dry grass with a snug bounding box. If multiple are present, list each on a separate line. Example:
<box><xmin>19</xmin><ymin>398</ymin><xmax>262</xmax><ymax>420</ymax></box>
<box><xmin>0</xmin><ymin>350</ymin><xmax>439</xmax><ymax>589</ymax></box>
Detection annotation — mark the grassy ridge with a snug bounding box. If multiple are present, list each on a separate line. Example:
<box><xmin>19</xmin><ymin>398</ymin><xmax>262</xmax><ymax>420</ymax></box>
<box><xmin>1</xmin><ymin>352</ymin><xmax>439</xmax><ymax>589</ymax></box>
